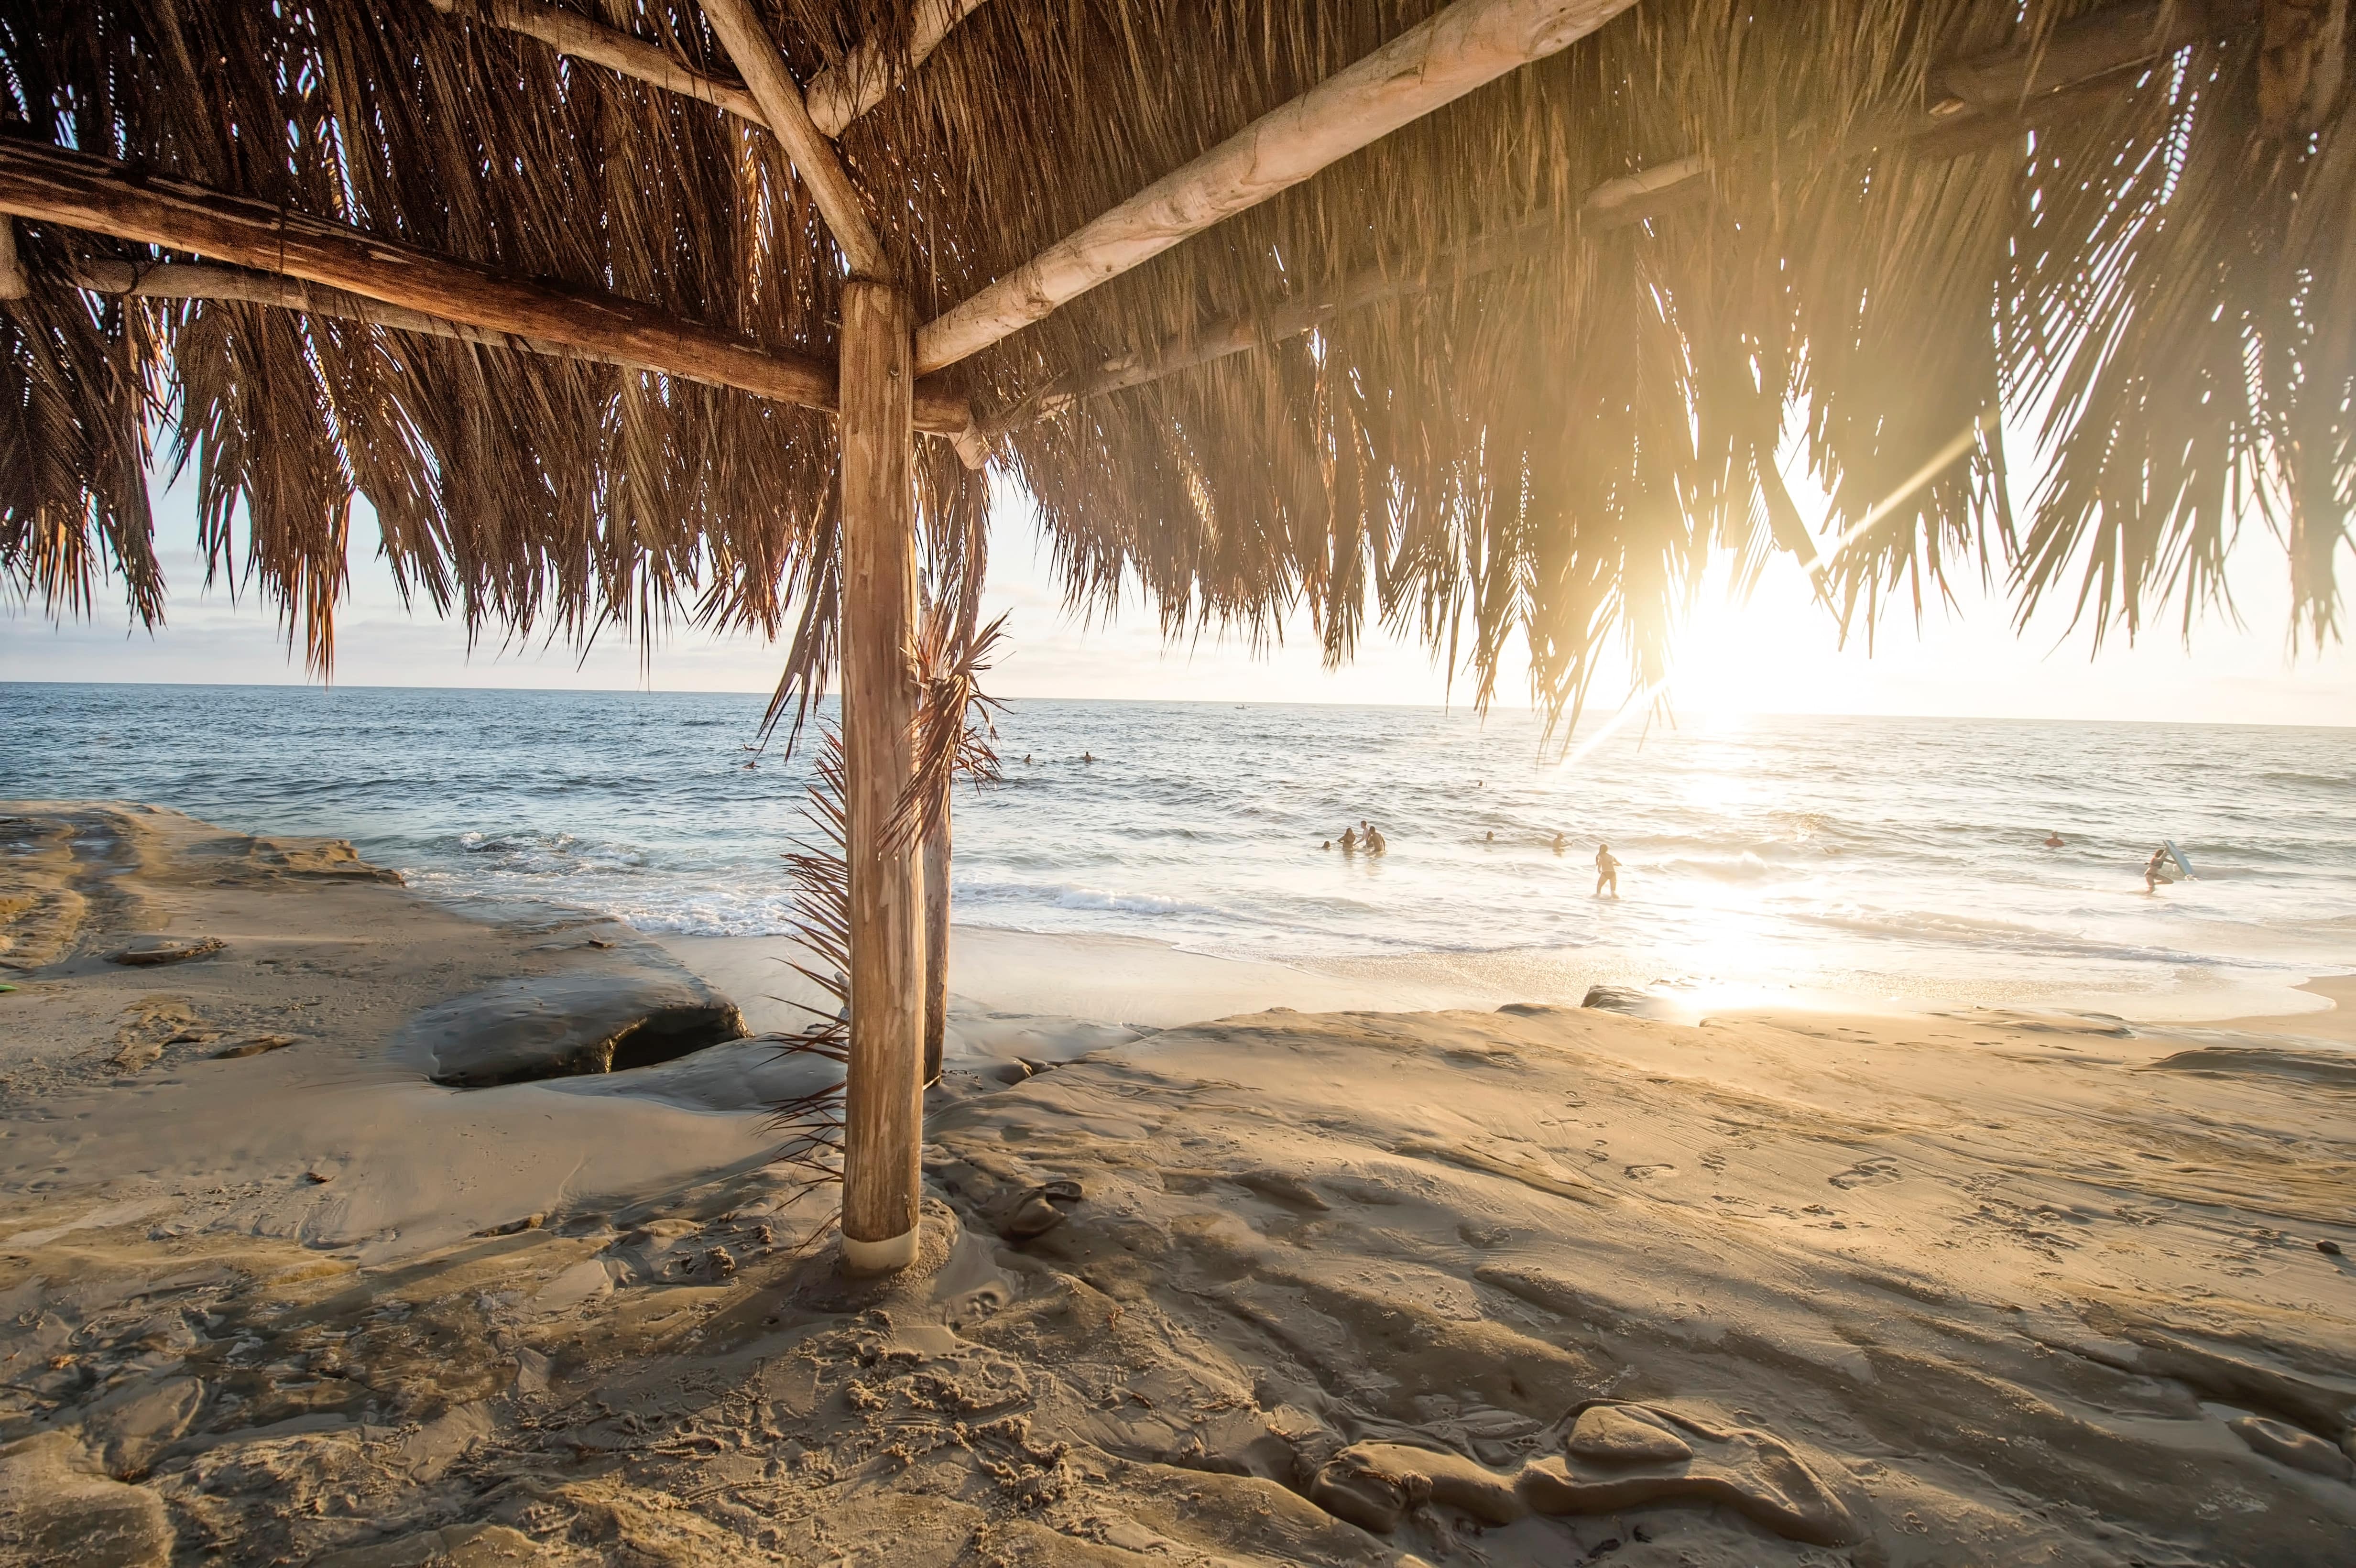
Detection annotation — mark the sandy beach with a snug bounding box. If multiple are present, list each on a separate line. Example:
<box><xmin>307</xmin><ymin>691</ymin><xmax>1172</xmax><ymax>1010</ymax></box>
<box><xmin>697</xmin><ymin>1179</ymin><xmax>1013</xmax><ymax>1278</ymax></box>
<box><xmin>3</xmin><ymin>801</ymin><xmax>2352</xmax><ymax>1567</ymax></box>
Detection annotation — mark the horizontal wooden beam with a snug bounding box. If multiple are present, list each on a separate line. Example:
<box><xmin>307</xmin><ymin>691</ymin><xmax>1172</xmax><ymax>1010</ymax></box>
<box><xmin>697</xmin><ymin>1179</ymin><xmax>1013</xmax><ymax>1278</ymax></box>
<box><xmin>1554</xmin><ymin>0</ymin><xmax>2262</xmax><ymax>243</ymax></box>
<box><xmin>426</xmin><ymin>0</ymin><xmax>762</xmax><ymax>123</ymax></box>
<box><xmin>698</xmin><ymin>0</ymin><xmax>890</xmax><ymax>278</ymax></box>
<box><xmin>977</xmin><ymin>0</ymin><xmax>2247</xmax><ymax>440</ymax></box>
<box><xmin>0</xmin><ymin>138</ymin><xmax>973</xmax><ymax>436</ymax></box>
<box><xmin>68</xmin><ymin>258</ymin><xmax>678</xmax><ymax>370</ymax></box>
<box><xmin>805</xmin><ymin>0</ymin><xmax>990</xmax><ymax>137</ymax></box>
<box><xmin>913</xmin><ymin>0</ymin><xmax>1639</xmax><ymax>376</ymax></box>
<box><xmin>427</xmin><ymin>0</ymin><xmax>986</xmax><ymax>141</ymax></box>
<box><xmin>1927</xmin><ymin>0</ymin><xmax>2257</xmax><ymax>112</ymax></box>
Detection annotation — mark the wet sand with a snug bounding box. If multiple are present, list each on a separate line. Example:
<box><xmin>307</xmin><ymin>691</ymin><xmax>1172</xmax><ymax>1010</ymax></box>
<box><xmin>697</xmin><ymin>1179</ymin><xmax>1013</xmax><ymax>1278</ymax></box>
<box><xmin>2203</xmin><ymin>974</ymin><xmax>2356</xmax><ymax>1045</ymax></box>
<box><xmin>2</xmin><ymin>802</ymin><xmax>2352</xmax><ymax>1567</ymax></box>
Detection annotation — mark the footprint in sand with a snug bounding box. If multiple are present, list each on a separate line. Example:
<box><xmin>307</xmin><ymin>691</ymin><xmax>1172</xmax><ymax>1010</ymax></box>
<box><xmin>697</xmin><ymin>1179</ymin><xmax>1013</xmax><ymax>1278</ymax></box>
<box><xmin>1827</xmin><ymin>1157</ymin><xmax>1901</xmax><ymax>1189</ymax></box>
<box><xmin>1622</xmin><ymin>1164</ymin><xmax>1676</xmax><ymax>1181</ymax></box>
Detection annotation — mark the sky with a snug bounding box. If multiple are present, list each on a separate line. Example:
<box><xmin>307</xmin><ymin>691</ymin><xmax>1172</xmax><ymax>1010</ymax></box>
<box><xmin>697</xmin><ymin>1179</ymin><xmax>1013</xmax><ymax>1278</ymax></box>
<box><xmin>4</xmin><ymin>454</ymin><xmax>2352</xmax><ymax>727</ymax></box>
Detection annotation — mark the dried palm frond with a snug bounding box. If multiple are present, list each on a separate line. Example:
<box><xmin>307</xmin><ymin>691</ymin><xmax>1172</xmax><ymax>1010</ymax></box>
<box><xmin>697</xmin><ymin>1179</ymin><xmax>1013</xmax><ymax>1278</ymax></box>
<box><xmin>761</xmin><ymin>730</ymin><xmax>852</xmax><ymax>1184</ymax></box>
<box><xmin>3</xmin><ymin>1</ymin><xmax>2345</xmax><ymax>708</ymax></box>
<box><xmin>889</xmin><ymin>607</ymin><xmax>1006</xmax><ymax>850</ymax></box>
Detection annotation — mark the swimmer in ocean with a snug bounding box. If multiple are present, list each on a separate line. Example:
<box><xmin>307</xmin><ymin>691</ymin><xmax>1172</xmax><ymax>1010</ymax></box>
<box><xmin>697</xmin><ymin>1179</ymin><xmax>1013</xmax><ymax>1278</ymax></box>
<box><xmin>2043</xmin><ymin>830</ymin><xmax>2064</xmax><ymax>849</ymax></box>
<box><xmin>1082</xmin><ymin>751</ymin><xmax>1095</xmax><ymax>764</ymax></box>
<box><xmin>1341</xmin><ymin>826</ymin><xmax>1357</xmax><ymax>853</ymax></box>
<box><xmin>1552</xmin><ymin>832</ymin><xmax>1565</xmax><ymax>854</ymax></box>
<box><xmin>1366</xmin><ymin>826</ymin><xmax>1387</xmax><ymax>854</ymax></box>
<box><xmin>1595</xmin><ymin>841</ymin><xmax>1620</xmax><ymax>897</ymax></box>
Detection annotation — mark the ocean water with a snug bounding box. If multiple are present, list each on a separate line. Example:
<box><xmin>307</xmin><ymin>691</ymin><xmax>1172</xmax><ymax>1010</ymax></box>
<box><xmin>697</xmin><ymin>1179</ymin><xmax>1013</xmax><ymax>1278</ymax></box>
<box><xmin>4</xmin><ymin>681</ymin><xmax>2352</xmax><ymax>1020</ymax></box>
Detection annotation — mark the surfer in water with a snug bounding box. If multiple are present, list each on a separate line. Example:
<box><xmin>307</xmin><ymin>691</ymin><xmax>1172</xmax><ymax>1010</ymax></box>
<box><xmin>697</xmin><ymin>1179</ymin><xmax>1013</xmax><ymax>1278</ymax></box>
<box><xmin>2144</xmin><ymin>845</ymin><xmax>2170</xmax><ymax>893</ymax></box>
<box><xmin>1595</xmin><ymin>841</ymin><xmax>1620</xmax><ymax>897</ymax></box>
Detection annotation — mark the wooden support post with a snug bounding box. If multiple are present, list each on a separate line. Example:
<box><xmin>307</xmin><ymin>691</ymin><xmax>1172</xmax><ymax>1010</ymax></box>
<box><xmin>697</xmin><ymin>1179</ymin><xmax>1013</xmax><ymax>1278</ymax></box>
<box><xmin>838</xmin><ymin>279</ymin><xmax>924</xmax><ymax>1274</ymax></box>
<box><xmin>922</xmin><ymin>806</ymin><xmax>950</xmax><ymax>1086</ymax></box>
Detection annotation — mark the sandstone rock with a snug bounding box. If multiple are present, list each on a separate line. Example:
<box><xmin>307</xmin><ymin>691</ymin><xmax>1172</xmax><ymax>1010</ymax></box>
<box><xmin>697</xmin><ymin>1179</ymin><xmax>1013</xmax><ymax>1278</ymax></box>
<box><xmin>1518</xmin><ymin>1405</ymin><xmax>1858</xmax><ymax>1547</ymax></box>
<box><xmin>0</xmin><ymin>1430</ymin><xmax>174</xmax><ymax>1568</ymax></box>
<box><xmin>245</xmin><ymin>835</ymin><xmax>406</xmax><ymax>884</ymax></box>
<box><xmin>1311</xmin><ymin>1441</ymin><xmax>1529</xmax><ymax>1533</ymax></box>
<box><xmin>2229</xmin><ymin>1415</ymin><xmax>2355</xmax><ymax>1480</ymax></box>
<box><xmin>106</xmin><ymin>936</ymin><xmax>224</xmax><ymax>967</ymax></box>
<box><xmin>83</xmin><ymin>1374</ymin><xmax>204</xmax><ymax>1477</ymax></box>
<box><xmin>1003</xmin><ymin>1194</ymin><xmax>1066</xmax><ymax>1240</ymax></box>
<box><xmin>1565</xmin><ymin>1403</ymin><xmax>1693</xmax><ymax>1464</ymax></box>
<box><xmin>396</xmin><ymin>971</ymin><xmax>745</xmax><ymax>1087</ymax></box>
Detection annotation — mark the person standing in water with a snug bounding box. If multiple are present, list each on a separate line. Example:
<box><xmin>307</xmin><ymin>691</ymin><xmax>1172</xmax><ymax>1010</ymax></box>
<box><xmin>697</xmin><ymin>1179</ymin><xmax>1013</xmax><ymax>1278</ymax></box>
<box><xmin>2042</xmin><ymin>830</ymin><xmax>2064</xmax><ymax>849</ymax></box>
<box><xmin>1595</xmin><ymin>841</ymin><xmax>1621</xmax><ymax>897</ymax></box>
<box><xmin>1552</xmin><ymin>832</ymin><xmax>1566</xmax><ymax>855</ymax></box>
<box><xmin>1340</xmin><ymin>826</ymin><xmax>1358</xmax><ymax>853</ymax></box>
<box><xmin>2144</xmin><ymin>845</ymin><xmax>2170</xmax><ymax>893</ymax></box>
<box><xmin>1366</xmin><ymin>825</ymin><xmax>1387</xmax><ymax>855</ymax></box>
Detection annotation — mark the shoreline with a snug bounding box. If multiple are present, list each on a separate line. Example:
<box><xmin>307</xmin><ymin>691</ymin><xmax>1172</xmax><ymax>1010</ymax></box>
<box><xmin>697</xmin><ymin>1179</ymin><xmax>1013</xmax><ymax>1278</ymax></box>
<box><xmin>2196</xmin><ymin>973</ymin><xmax>2356</xmax><ymax>1045</ymax></box>
<box><xmin>665</xmin><ymin>918</ymin><xmax>2353</xmax><ymax>1045</ymax></box>
<box><xmin>4</xmin><ymin>801</ymin><xmax>2353</xmax><ymax>1566</ymax></box>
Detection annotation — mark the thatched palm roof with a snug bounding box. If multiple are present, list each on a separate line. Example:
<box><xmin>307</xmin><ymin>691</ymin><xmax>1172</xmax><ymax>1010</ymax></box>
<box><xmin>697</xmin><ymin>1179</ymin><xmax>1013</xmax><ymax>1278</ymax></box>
<box><xmin>2</xmin><ymin>0</ymin><xmax>2348</xmax><ymax>718</ymax></box>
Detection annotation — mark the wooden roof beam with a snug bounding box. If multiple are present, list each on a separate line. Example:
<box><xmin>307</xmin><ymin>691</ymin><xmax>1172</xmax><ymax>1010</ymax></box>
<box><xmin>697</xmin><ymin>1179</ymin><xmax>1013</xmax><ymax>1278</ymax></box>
<box><xmin>805</xmin><ymin>0</ymin><xmax>990</xmax><ymax>137</ymax></box>
<box><xmin>698</xmin><ymin>0</ymin><xmax>890</xmax><ymax>278</ymax></box>
<box><xmin>425</xmin><ymin>0</ymin><xmax>985</xmax><ymax>140</ymax></box>
<box><xmin>0</xmin><ymin>138</ymin><xmax>974</xmax><ymax>436</ymax></box>
<box><xmin>913</xmin><ymin>0</ymin><xmax>1639</xmax><ymax>377</ymax></box>
<box><xmin>1927</xmin><ymin>0</ymin><xmax>2257</xmax><ymax>113</ymax></box>
<box><xmin>69</xmin><ymin>258</ymin><xmax>729</xmax><ymax>380</ymax></box>
<box><xmin>425</xmin><ymin>0</ymin><xmax>763</xmax><ymax>123</ymax></box>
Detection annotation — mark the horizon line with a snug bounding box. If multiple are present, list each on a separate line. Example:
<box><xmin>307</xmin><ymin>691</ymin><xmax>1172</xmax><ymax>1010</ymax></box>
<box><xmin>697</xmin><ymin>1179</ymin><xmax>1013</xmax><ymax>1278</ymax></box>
<box><xmin>2</xmin><ymin>676</ymin><xmax>2348</xmax><ymax>730</ymax></box>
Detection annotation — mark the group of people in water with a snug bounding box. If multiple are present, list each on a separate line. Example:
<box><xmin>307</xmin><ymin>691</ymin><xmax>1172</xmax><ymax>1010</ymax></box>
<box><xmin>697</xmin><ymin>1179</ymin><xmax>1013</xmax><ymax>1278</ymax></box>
<box><xmin>1326</xmin><ymin>821</ymin><xmax>1389</xmax><ymax>855</ymax></box>
<box><xmin>1322</xmin><ymin>823</ymin><xmax>1624</xmax><ymax>896</ymax></box>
